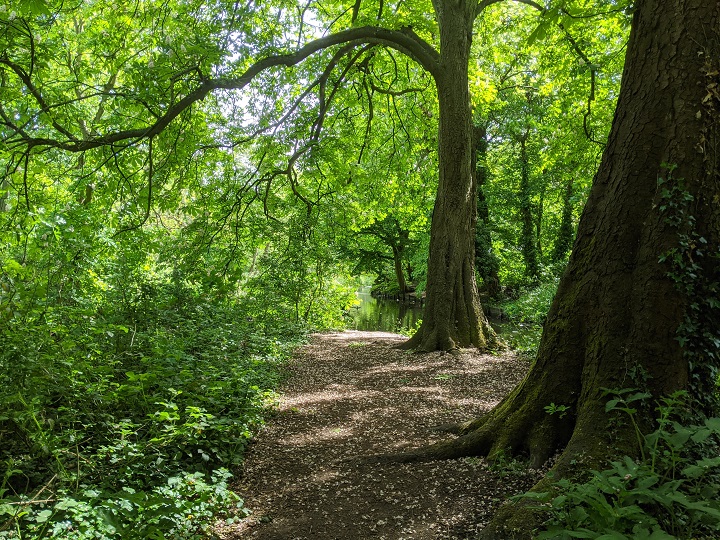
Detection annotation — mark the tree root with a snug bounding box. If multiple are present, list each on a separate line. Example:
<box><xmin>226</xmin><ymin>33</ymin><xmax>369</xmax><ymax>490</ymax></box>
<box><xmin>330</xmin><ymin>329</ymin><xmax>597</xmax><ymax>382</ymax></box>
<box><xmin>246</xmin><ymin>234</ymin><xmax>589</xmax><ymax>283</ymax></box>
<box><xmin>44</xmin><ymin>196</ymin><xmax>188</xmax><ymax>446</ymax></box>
<box><xmin>476</xmin><ymin>487</ymin><xmax>550</xmax><ymax>540</ymax></box>
<box><xmin>426</xmin><ymin>422</ymin><xmax>465</xmax><ymax>434</ymax></box>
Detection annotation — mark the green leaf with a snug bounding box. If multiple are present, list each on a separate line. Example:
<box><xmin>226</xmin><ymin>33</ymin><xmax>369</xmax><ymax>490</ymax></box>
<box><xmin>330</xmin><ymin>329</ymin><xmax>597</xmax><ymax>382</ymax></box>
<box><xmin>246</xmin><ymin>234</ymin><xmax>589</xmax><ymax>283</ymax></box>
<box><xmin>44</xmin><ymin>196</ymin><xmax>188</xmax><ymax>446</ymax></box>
<box><xmin>19</xmin><ymin>0</ymin><xmax>51</xmax><ymax>16</ymax></box>
<box><xmin>568</xmin><ymin>505</ymin><xmax>589</xmax><ymax>523</ymax></box>
<box><xmin>35</xmin><ymin>509</ymin><xmax>53</xmax><ymax>523</ymax></box>
<box><xmin>527</xmin><ymin>22</ymin><xmax>549</xmax><ymax>46</ymax></box>
<box><xmin>627</xmin><ymin>392</ymin><xmax>651</xmax><ymax>402</ymax></box>
<box><xmin>683</xmin><ymin>456</ymin><xmax>720</xmax><ymax>479</ymax></box>
<box><xmin>566</xmin><ymin>530</ymin><xmax>599</xmax><ymax>539</ymax></box>
<box><xmin>0</xmin><ymin>504</ymin><xmax>17</xmax><ymax>517</ymax></box>
<box><xmin>690</xmin><ymin>427</ymin><xmax>712</xmax><ymax>443</ymax></box>
<box><xmin>605</xmin><ymin>398</ymin><xmax>620</xmax><ymax>411</ymax></box>
<box><xmin>647</xmin><ymin>529</ymin><xmax>675</xmax><ymax>540</ymax></box>
<box><xmin>705</xmin><ymin>417</ymin><xmax>720</xmax><ymax>432</ymax></box>
<box><xmin>596</xmin><ymin>532</ymin><xmax>630</xmax><ymax>540</ymax></box>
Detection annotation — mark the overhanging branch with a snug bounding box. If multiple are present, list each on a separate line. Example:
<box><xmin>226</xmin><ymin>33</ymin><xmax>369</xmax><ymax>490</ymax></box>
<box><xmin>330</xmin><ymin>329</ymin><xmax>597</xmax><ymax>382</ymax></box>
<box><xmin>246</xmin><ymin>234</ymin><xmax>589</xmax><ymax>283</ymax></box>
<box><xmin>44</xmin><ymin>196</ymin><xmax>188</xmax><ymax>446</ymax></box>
<box><xmin>5</xmin><ymin>26</ymin><xmax>440</xmax><ymax>153</ymax></box>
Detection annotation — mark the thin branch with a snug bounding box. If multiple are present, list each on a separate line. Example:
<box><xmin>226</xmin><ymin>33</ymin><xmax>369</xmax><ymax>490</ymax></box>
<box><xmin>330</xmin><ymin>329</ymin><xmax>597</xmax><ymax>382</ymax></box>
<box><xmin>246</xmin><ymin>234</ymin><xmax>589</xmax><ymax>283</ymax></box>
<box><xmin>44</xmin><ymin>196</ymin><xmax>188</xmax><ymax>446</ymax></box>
<box><xmin>368</xmin><ymin>81</ymin><xmax>428</xmax><ymax>96</ymax></box>
<box><xmin>477</xmin><ymin>0</ymin><xmax>606</xmax><ymax>147</ymax></box>
<box><xmin>477</xmin><ymin>0</ymin><xmax>544</xmax><ymax>18</ymax></box>
<box><xmin>112</xmin><ymin>137</ymin><xmax>154</xmax><ymax>237</ymax></box>
<box><xmin>357</xmin><ymin>76</ymin><xmax>375</xmax><ymax>164</ymax></box>
<box><xmin>312</xmin><ymin>44</ymin><xmax>374</xmax><ymax>141</ymax></box>
<box><xmin>0</xmin><ymin>57</ymin><xmax>78</xmax><ymax>141</ymax></box>
<box><xmin>22</xmin><ymin>151</ymin><xmax>30</xmax><ymax>211</ymax></box>
<box><xmin>557</xmin><ymin>26</ymin><xmax>604</xmax><ymax>146</ymax></box>
<box><xmin>351</xmin><ymin>0</ymin><xmax>362</xmax><ymax>23</ymax></box>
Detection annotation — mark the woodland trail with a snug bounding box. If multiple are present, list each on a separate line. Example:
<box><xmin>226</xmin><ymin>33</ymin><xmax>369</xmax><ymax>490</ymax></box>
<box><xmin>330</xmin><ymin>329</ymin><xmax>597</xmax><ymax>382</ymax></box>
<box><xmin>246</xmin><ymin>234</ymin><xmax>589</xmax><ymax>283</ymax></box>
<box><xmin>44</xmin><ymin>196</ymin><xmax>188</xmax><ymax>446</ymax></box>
<box><xmin>218</xmin><ymin>330</ymin><xmax>543</xmax><ymax>540</ymax></box>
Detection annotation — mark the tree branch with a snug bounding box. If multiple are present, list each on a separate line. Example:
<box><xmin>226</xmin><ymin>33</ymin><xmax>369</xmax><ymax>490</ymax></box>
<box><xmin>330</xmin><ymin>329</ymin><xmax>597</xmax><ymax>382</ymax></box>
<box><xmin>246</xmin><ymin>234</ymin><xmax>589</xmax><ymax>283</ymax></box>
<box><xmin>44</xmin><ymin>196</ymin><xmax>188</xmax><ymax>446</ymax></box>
<box><xmin>7</xmin><ymin>26</ymin><xmax>440</xmax><ymax>153</ymax></box>
<box><xmin>476</xmin><ymin>0</ymin><xmax>544</xmax><ymax>18</ymax></box>
<box><xmin>0</xmin><ymin>56</ymin><xmax>79</xmax><ymax>142</ymax></box>
<box><xmin>475</xmin><ymin>0</ymin><xmax>605</xmax><ymax>146</ymax></box>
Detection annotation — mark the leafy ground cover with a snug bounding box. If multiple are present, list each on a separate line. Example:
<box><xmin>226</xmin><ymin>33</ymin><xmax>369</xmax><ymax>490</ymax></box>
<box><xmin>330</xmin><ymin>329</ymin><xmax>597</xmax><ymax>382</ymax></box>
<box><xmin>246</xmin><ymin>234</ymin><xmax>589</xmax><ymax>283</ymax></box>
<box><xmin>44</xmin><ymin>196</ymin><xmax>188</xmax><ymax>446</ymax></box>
<box><xmin>527</xmin><ymin>391</ymin><xmax>720</xmax><ymax>539</ymax></box>
<box><xmin>0</xmin><ymin>280</ymin><xmax>308</xmax><ymax>539</ymax></box>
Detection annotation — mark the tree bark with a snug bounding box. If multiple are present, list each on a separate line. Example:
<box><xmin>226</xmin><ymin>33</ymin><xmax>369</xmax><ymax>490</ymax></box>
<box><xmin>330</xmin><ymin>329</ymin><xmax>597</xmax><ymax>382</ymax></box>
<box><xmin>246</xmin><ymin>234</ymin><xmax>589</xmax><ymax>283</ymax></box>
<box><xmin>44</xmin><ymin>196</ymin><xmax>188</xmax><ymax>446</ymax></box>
<box><xmin>391</xmin><ymin>0</ymin><xmax>720</xmax><ymax>536</ymax></box>
<box><xmin>401</xmin><ymin>0</ymin><xmax>496</xmax><ymax>351</ymax></box>
<box><xmin>519</xmin><ymin>133</ymin><xmax>540</xmax><ymax>282</ymax></box>
<box><xmin>474</xmin><ymin>123</ymin><xmax>501</xmax><ymax>298</ymax></box>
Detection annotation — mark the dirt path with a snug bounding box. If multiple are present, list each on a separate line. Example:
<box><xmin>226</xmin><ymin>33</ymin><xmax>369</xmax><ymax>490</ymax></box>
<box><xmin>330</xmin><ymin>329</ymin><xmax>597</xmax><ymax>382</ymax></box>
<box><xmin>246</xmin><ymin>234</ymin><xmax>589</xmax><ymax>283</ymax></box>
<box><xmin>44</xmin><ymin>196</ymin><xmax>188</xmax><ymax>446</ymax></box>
<box><xmin>218</xmin><ymin>330</ymin><xmax>542</xmax><ymax>540</ymax></box>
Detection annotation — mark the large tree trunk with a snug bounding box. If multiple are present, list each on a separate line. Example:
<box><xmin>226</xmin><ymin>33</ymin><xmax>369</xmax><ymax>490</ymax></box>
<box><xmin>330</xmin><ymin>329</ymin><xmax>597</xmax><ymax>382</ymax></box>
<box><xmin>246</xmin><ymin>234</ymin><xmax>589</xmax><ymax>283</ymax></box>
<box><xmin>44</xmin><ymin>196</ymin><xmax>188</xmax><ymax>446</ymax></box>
<box><xmin>401</xmin><ymin>0</ymin><xmax>496</xmax><ymax>351</ymax></box>
<box><xmin>394</xmin><ymin>0</ymin><xmax>720</xmax><ymax>535</ymax></box>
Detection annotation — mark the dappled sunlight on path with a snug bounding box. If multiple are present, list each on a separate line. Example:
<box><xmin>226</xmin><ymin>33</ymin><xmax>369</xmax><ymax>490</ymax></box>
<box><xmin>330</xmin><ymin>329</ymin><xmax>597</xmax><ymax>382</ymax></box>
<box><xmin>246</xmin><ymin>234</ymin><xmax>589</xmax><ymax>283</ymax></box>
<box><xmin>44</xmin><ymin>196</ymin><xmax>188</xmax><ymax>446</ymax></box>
<box><xmin>218</xmin><ymin>331</ymin><xmax>542</xmax><ymax>540</ymax></box>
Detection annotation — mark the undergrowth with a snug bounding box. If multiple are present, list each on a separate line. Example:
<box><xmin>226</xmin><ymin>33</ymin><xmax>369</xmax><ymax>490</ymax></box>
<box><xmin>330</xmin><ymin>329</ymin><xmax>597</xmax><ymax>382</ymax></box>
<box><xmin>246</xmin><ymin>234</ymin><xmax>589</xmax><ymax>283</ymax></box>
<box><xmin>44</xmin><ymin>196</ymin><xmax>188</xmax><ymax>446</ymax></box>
<box><xmin>0</xmin><ymin>279</ymin><xmax>306</xmax><ymax>538</ymax></box>
<box><xmin>526</xmin><ymin>390</ymin><xmax>720</xmax><ymax>539</ymax></box>
<box><xmin>496</xmin><ymin>276</ymin><xmax>559</xmax><ymax>355</ymax></box>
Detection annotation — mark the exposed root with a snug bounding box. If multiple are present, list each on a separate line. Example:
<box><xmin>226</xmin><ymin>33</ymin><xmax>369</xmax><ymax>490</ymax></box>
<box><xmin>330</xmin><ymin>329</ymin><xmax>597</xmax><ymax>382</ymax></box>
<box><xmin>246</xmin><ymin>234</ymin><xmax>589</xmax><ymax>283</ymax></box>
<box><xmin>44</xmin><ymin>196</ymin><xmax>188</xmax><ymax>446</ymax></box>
<box><xmin>427</xmin><ymin>422</ymin><xmax>465</xmax><ymax>434</ymax></box>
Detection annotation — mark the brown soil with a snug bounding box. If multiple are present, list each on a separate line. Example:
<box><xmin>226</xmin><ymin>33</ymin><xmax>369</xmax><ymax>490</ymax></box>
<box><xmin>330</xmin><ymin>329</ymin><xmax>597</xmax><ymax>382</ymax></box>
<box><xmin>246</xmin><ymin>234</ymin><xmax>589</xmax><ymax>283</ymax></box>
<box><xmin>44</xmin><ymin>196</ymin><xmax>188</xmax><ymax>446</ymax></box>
<box><xmin>217</xmin><ymin>330</ymin><xmax>543</xmax><ymax>540</ymax></box>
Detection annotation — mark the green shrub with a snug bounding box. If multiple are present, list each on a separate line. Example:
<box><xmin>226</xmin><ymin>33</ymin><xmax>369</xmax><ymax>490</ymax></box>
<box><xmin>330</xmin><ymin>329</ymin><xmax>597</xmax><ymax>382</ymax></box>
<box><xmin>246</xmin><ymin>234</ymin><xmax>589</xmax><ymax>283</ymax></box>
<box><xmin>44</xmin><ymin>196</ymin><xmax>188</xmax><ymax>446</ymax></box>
<box><xmin>1</xmin><ymin>469</ymin><xmax>245</xmax><ymax>539</ymax></box>
<box><xmin>501</xmin><ymin>276</ymin><xmax>559</xmax><ymax>324</ymax></box>
<box><xmin>527</xmin><ymin>391</ymin><xmax>720</xmax><ymax>539</ymax></box>
<box><xmin>491</xmin><ymin>276</ymin><xmax>560</xmax><ymax>356</ymax></box>
<box><xmin>0</xmin><ymin>276</ymin><xmax>306</xmax><ymax>538</ymax></box>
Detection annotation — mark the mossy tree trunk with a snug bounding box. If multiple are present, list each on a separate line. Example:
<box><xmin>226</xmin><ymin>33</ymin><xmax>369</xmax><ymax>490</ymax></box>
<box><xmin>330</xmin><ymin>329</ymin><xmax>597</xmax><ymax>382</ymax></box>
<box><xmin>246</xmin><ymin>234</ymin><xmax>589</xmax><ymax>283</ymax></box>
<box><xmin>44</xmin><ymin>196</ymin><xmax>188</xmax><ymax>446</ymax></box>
<box><xmin>519</xmin><ymin>132</ymin><xmax>540</xmax><ymax>283</ymax></box>
<box><xmin>395</xmin><ymin>0</ymin><xmax>720</xmax><ymax>536</ymax></box>
<box><xmin>401</xmin><ymin>0</ymin><xmax>496</xmax><ymax>351</ymax></box>
<box><xmin>474</xmin><ymin>122</ymin><xmax>501</xmax><ymax>299</ymax></box>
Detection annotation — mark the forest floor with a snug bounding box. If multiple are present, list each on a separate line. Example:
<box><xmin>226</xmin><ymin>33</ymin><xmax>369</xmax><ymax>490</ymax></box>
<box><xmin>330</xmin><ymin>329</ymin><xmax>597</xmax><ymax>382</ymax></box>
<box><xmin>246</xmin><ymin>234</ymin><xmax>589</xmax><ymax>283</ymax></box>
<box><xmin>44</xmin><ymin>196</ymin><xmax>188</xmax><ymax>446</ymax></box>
<box><xmin>217</xmin><ymin>330</ymin><xmax>545</xmax><ymax>540</ymax></box>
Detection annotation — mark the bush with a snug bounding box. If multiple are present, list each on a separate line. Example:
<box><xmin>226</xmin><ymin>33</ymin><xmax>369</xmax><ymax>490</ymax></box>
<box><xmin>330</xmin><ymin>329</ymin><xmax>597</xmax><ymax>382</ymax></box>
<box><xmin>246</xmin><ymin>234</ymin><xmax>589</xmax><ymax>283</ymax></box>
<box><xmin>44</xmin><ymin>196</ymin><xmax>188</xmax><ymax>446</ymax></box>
<box><xmin>526</xmin><ymin>391</ymin><xmax>720</xmax><ymax>539</ymax></box>
<box><xmin>0</xmin><ymin>277</ymin><xmax>306</xmax><ymax>538</ymax></box>
<box><xmin>494</xmin><ymin>276</ymin><xmax>559</xmax><ymax>356</ymax></box>
<box><xmin>501</xmin><ymin>276</ymin><xmax>559</xmax><ymax>324</ymax></box>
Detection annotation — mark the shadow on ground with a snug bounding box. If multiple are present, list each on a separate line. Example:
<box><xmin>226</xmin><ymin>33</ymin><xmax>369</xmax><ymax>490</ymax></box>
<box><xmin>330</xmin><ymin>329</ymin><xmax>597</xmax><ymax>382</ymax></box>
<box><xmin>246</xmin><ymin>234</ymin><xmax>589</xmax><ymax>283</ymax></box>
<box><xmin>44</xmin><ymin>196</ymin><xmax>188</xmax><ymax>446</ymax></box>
<box><xmin>218</xmin><ymin>331</ymin><xmax>542</xmax><ymax>540</ymax></box>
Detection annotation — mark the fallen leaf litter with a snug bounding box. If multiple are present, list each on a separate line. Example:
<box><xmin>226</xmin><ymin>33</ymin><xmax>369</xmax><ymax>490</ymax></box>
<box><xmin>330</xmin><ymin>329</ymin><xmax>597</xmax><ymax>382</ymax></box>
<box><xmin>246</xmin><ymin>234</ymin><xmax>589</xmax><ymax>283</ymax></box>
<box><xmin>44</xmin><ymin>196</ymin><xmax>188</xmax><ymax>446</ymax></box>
<box><xmin>217</xmin><ymin>330</ymin><xmax>545</xmax><ymax>540</ymax></box>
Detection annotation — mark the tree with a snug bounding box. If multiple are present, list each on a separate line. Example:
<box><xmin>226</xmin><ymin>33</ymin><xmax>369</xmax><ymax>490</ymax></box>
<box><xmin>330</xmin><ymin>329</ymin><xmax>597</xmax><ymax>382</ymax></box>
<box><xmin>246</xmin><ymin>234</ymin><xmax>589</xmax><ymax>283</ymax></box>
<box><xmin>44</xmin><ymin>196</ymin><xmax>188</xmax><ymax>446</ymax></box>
<box><xmin>384</xmin><ymin>0</ymin><xmax>720</xmax><ymax>536</ymax></box>
<box><xmin>473</xmin><ymin>122</ymin><xmax>501</xmax><ymax>298</ymax></box>
<box><xmin>2</xmin><ymin>0</ymin><xmax>633</xmax><ymax>352</ymax></box>
<box><xmin>517</xmin><ymin>128</ymin><xmax>541</xmax><ymax>282</ymax></box>
<box><xmin>0</xmin><ymin>0</ymin><xmax>490</xmax><ymax>351</ymax></box>
<box><xmin>354</xmin><ymin>217</ymin><xmax>415</xmax><ymax>294</ymax></box>
<box><xmin>551</xmin><ymin>176</ymin><xmax>574</xmax><ymax>262</ymax></box>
